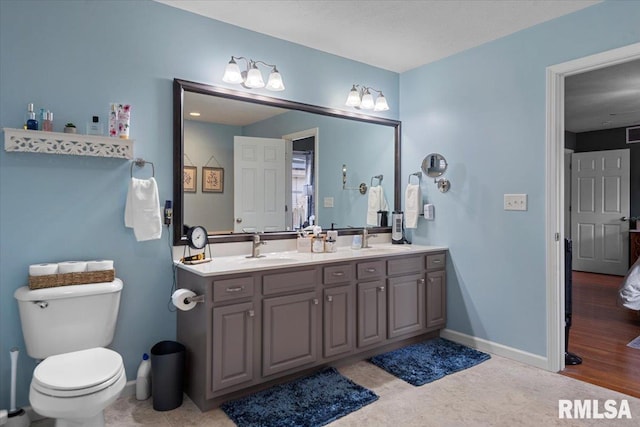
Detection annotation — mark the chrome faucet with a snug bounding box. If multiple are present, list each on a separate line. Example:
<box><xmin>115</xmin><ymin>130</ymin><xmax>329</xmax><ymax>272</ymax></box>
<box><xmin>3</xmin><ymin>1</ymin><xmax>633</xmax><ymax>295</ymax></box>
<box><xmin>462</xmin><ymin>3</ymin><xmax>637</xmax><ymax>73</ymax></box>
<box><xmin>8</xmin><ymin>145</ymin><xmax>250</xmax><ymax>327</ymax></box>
<box><xmin>247</xmin><ymin>233</ymin><xmax>267</xmax><ymax>258</ymax></box>
<box><xmin>362</xmin><ymin>227</ymin><xmax>377</xmax><ymax>248</ymax></box>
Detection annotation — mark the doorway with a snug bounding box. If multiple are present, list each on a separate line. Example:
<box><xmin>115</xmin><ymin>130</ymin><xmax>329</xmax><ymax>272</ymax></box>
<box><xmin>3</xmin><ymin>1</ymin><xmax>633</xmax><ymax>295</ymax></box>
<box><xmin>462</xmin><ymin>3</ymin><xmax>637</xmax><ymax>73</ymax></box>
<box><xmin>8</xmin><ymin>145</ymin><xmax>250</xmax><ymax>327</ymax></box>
<box><xmin>546</xmin><ymin>42</ymin><xmax>640</xmax><ymax>372</ymax></box>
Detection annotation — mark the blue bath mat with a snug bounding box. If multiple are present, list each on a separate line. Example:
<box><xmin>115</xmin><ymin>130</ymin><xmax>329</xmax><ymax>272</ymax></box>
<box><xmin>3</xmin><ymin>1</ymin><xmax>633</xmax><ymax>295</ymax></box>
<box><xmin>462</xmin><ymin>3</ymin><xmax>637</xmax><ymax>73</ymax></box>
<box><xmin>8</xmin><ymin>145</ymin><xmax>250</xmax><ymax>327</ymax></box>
<box><xmin>221</xmin><ymin>367</ymin><xmax>378</xmax><ymax>427</ymax></box>
<box><xmin>369</xmin><ymin>338</ymin><xmax>491</xmax><ymax>386</ymax></box>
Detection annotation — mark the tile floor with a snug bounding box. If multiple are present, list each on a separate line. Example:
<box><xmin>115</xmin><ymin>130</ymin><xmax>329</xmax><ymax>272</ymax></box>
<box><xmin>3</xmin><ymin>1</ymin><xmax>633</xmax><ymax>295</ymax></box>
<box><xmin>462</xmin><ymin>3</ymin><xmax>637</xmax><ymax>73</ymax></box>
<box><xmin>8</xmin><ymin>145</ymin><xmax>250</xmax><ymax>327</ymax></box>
<box><xmin>33</xmin><ymin>354</ymin><xmax>640</xmax><ymax>426</ymax></box>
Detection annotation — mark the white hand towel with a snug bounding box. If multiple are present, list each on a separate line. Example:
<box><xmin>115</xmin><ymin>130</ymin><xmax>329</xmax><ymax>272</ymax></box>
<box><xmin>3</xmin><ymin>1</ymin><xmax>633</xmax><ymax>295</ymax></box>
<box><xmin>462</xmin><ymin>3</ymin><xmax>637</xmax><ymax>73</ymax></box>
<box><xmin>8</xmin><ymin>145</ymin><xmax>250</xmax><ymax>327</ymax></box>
<box><xmin>405</xmin><ymin>183</ymin><xmax>421</xmax><ymax>229</ymax></box>
<box><xmin>367</xmin><ymin>185</ymin><xmax>388</xmax><ymax>226</ymax></box>
<box><xmin>124</xmin><ymin>177</ymin><xmax>162</xmax><ymax>241</ymax></box>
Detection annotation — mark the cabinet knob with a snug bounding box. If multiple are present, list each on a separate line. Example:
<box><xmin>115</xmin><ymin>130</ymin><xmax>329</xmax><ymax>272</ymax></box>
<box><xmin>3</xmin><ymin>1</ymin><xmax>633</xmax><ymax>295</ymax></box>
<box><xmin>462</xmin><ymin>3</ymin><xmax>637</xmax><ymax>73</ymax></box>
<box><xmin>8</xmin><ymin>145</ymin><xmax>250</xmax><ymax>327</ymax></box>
<box><xmin>226</xmin><ymin>286</ymin><xmax>245</xmax><ymax>293</ymax></box>
<box><xmin>236</xmin><ymin>218</ymin><xmax>243</xmax><ymax>223</ymax></box>
<box><xmin>419</xmin><ymin>279</ymin><xmax>425</xmax><ymax>285</ymax></box>
<box><xmin>327</xmin><ymin>295</ymin><xmax>333</xmax><ymax>302</ymax></box>
<box><xmin>378</xmin><ymin>286</ymin><xmax>385</xmax><ymax>291</ymax></box>
<box><xmin>365</xmin><ymin>268</ymin><xmax>377</xmax><ymax>273</ymax></box>
<box><xmin>313</xmin><ymin>298</ymin><xmax>319</xmax><ymax>305</ymax></box>
<box><xmin>332</xmin><ymin>271</ymin><xmax>345</xmax><ymax>277</ymax></box>
<box><xmin>247</xmin><ymin>310</ymin><xmax>255</xmax><ymax>317</ymax></box>
<box><xmin>429</xmin><ymin>278</ymin><xmax>434</xmax><ymax>283</ymax></box>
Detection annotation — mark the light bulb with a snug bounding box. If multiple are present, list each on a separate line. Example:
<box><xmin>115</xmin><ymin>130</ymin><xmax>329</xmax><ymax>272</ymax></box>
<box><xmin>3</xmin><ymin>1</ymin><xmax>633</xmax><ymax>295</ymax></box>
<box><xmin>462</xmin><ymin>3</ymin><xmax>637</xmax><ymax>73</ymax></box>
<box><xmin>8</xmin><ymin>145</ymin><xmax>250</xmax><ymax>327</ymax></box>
<box><xmin>345</xmin><ymin>85</ymin><xmax>361</xmax><ymax>107</ymax></box>
<box><xmin>222</xmin><ymin>58</ymin><xmax>243</xmax><ymax>84</ymax></box>
<box><xmin>266</xmin><ymin>68</ymin><xmax>285</xmax><ymax>91</ymax></box>
<box><xmin>360</xmin><ymin>89</ymin><xmax>375</xmax><ymax>110</ymax></box>
<box><xmin>245</xmin><ymin>66</ymin><xmax>265</xmax><ymax>88</ymax></box>
<box><xmin>374</xmin><ymin>93</ymin><xmax>389</xmax><ymax>111</ymax></box>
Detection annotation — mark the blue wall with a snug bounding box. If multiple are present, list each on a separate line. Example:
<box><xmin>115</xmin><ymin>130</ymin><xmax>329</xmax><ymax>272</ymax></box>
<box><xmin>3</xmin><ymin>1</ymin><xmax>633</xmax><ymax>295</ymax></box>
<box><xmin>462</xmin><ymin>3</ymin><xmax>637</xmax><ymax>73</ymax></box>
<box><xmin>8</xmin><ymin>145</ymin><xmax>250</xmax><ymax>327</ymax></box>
<box><xmin>401</xmin><ymin>0</ymin><xmax>640</xmax><ymax>355</ymax></box>
<box><xmin>0</xmin><ymin>0</ymin><xmax>397</xmax><ymax>407</ymax></box>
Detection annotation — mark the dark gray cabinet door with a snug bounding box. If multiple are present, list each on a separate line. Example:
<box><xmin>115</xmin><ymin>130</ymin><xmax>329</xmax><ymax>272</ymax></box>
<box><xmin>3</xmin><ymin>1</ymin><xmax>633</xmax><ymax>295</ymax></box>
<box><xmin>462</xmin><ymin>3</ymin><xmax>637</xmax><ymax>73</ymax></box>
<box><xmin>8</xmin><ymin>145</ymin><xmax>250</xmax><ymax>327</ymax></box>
<box><xmin>262</xmin><ymin>291</ymin><xmax>318</xmax><ymax>377</ymax></box>
<box><xmin>426</xmin><ymin>269</ymin><xmax>446</xmax><ymax>329</ymax></box>
<box><xmin>323</xmin><ymin>285</ymin><xmax>354</xmax><ymax>358</ymax></box>
<box><xmin>212</xmin><ymin>302</ymin><xmax>254</xmax><ymax>393</ymax></box>
<box><xmin>387</xmin><ymin>274</ymin><xmax>425</xmax><ymax>338</ymax></box>
<box><xmin>357</xmin><ymin>280</ymin><xmax>387</xmax><ymax>348</ymax></box>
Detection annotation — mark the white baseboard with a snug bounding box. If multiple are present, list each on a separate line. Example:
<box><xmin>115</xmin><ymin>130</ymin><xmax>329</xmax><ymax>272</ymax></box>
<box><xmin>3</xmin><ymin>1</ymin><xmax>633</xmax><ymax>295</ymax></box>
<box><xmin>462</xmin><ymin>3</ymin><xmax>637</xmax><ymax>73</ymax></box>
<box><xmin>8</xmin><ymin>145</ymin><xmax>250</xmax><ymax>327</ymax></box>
<box><xmin>440</xmin><ymin>329</ymin><xmax>549</xmax><ymax>370</ymax></box>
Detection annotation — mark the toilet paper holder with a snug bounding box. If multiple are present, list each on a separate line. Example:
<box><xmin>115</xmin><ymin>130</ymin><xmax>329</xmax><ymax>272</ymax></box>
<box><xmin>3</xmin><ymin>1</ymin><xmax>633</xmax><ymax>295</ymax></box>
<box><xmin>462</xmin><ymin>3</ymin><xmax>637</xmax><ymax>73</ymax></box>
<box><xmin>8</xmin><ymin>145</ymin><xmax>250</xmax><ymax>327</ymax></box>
<box><xmin>181</xmin><ymin>293</ymin><xmax>205</xmax><ymax>304</ymax></box>
<box><xmin>171</xmin><ymin>289</ymin><xmax>205</xmax><ymax>311</ymax></box>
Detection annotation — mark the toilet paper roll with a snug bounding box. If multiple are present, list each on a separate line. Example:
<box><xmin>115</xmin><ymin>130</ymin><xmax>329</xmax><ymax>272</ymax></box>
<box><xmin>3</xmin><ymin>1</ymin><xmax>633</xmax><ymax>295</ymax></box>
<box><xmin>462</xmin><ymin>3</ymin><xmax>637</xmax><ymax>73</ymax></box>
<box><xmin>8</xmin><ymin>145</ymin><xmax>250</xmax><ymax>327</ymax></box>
<box><xmin>172</xmin><ymin>289</ymin><xmax>197</xmax><ymax>311</ymax></box>
<box><xmin>86</xmin><ymin>260</ymin><xmax>114</xmax><ymax>272</ymax></box>
<box><xmin>29</xmin><ymin>263</ymin><xmax>59</xmax><ymax>276</ymax></box>
<box><xmin>58</xmin><ymin>261</ymin><xmax>88</xmax><ymax>274</ymax></box>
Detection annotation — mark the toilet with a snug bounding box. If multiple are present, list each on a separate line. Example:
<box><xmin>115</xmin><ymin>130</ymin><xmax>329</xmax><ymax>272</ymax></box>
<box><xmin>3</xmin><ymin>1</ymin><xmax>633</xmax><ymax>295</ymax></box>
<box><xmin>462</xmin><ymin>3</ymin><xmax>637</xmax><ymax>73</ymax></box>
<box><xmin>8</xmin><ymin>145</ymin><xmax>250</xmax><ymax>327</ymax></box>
<box><xmin>14</xmin><ymin>279</ymin><xmax>126</xmax><ymax>427</ymax></box>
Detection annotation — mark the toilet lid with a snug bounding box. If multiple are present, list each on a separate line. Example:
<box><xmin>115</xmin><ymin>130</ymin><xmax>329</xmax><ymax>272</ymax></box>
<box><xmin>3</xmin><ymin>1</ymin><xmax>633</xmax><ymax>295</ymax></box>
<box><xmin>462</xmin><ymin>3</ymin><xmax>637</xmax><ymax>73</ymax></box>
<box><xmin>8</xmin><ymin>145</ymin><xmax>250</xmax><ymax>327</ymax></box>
<box><xmin>33</xmin><ymin>348</ymin><xmax>123</xmax><ymax>395</ymax></box>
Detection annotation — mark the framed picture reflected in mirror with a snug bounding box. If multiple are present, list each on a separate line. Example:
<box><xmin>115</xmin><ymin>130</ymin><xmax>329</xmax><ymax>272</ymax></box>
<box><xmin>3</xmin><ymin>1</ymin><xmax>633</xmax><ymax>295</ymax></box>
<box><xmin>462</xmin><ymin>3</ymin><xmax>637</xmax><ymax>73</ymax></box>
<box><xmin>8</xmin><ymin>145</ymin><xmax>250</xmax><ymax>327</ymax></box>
<box><xmin>202</xmin><ymin>167</ymin><xmax>224</xmax><ymax>193</ymax></box>
<box><xmin>183</xmin><ymin>166</ymin><xmax>197</xmax><ymax>193</ymax></box>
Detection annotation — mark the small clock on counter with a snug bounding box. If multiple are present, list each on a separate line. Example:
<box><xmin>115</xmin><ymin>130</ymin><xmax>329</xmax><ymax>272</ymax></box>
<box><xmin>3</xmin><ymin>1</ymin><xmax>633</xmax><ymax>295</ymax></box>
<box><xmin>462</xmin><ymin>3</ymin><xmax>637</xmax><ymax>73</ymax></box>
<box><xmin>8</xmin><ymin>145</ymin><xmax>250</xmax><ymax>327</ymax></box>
<box><xmin>181</xmin><ymin>225</ymin><xmax>212</xmax><ymax>264</ymax></box>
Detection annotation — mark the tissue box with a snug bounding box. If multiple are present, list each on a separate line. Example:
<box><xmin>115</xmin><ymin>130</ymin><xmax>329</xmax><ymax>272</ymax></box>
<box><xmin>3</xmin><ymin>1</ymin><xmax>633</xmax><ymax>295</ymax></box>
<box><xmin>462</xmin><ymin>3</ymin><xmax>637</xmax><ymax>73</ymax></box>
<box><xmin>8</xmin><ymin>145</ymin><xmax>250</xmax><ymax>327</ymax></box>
<box><xmin>297</xmin><ymin>237</ymin><xmax>312</xmax><ymax>253</ymax></box>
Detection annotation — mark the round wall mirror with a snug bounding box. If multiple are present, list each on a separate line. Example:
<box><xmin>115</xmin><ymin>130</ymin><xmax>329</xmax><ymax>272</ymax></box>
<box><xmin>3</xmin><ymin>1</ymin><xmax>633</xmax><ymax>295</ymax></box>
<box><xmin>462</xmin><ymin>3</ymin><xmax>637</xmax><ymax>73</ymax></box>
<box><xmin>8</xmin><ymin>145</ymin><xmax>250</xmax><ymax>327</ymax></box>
<box><xmin>421</xmin><ymin>153</ymin><xmax>448</xmax><ymax>178</ymax></box>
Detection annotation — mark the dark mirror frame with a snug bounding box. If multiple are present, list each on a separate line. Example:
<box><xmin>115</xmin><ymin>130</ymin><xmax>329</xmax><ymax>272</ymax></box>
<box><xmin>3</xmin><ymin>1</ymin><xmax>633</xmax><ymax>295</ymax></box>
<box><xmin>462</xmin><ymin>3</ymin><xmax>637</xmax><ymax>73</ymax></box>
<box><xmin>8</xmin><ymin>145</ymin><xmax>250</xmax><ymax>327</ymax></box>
<box><xmin>173</xmin><ymin>78</ymin><xmax>402</xmax><ymax>246</ymax></box>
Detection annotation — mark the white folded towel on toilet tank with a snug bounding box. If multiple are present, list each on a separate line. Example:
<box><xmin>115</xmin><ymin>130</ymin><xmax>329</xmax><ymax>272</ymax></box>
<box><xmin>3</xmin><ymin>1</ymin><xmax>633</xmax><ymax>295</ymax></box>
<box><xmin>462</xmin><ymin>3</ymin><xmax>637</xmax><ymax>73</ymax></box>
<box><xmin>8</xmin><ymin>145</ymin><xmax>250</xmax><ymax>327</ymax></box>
<box><xmin>124</xmin><ymin>177</ymin><xmax>162</xmax><ymax>241</ymax></box>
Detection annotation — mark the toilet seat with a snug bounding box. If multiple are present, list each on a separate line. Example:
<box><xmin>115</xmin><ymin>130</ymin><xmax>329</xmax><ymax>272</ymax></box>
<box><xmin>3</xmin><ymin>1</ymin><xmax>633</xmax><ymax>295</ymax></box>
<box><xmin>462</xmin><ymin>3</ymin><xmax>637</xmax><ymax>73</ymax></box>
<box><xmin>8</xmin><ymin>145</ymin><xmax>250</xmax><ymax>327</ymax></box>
<box><xmin>32</xmin><ymin>348</ymin><xmax>124</xmax><ymax>398</ymax></box>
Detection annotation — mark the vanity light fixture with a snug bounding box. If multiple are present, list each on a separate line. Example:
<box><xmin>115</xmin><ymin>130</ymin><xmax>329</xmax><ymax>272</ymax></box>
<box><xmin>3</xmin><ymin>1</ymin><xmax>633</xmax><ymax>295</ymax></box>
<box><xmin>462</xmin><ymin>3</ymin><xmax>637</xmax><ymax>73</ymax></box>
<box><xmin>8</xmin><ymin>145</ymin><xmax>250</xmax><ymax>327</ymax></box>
<box><xmin>345</xmin><ymin>84</ymin><xmax>389</xmax><ymax>111</ymax></box>
<box><xmin>222</xmin><ymin>56</ymin><xmax>285</xmax><ymax>91</ymax></box>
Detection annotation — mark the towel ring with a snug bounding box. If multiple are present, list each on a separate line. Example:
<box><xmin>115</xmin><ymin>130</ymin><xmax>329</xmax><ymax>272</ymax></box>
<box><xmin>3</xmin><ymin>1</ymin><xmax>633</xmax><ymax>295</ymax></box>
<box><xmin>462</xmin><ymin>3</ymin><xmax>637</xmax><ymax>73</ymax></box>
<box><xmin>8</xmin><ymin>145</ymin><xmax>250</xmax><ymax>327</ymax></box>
<box><xmin>408</xmin><ymin>171</ymin><xmax>421</xmax><ymax>184</ymax></box>
<box><xmin>371</xmin><ymin>174</ymin><xmax>383</xmax><ymax>187</ymax></box>
<box><xmin>131</xmin><ymin>158</ymin><xmax>155</xmax><ymax>177</ymax></box>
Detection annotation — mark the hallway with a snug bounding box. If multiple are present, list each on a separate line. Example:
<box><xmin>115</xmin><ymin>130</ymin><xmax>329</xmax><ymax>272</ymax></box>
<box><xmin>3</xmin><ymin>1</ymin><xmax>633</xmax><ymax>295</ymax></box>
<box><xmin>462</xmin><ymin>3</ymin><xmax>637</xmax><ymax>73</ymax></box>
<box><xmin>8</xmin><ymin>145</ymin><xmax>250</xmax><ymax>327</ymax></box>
<box><xmin>561</xmin><ymin>271</ymin><xmax>640</xmax><ymax>398</ymax></box>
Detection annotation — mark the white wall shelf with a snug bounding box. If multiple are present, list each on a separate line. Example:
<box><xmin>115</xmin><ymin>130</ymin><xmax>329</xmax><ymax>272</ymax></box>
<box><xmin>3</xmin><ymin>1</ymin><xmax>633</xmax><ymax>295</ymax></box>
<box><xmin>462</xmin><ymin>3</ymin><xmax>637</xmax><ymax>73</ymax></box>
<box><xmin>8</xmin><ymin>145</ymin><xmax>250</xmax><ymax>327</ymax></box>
<box><xmin>3</xmin><ymin>128</ymin><xmax>133</xmax><ymax>159</ymax></box>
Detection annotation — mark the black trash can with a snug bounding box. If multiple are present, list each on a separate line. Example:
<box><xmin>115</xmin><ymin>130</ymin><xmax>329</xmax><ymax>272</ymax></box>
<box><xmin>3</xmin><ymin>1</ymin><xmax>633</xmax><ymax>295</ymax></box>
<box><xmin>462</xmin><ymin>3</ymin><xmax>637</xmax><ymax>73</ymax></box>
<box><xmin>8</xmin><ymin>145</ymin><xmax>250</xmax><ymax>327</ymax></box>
<box><xmin>150</xmin><ymin>340</ymin><xmax>185</xmax><ymax>411</ymax></box>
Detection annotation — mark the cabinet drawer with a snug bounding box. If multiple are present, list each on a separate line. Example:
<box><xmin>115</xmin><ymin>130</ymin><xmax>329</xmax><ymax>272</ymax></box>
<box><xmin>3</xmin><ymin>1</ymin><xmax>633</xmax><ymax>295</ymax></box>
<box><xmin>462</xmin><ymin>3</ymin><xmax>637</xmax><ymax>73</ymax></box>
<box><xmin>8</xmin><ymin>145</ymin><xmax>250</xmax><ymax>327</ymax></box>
<box><xmin>387</xmin><ymin>256</ymin><xmax>424</xmax><ymax>275</ymax></box>
<box><xmin>263</xmin><ymin>268</ymin><xmax>316</xmax><ymax>295</ymax></box>
<box><xmin>323</xmin><ymin>264</ymin><xmax>353</xmax><ymax>285</ymax></box>
<box><xmin>212</xmin><ymin>277</ymin><xmax>254</xmax><ymax>302</ymax></box>
<box><xmin>427</xmin><ymin>253</ymin><xmax>446</xmax><ymax>270</ymax></box>
<box><xmin>357</xmin><ymin>260</ymin><xmax>385</xmax><ymax>280</ymax></box>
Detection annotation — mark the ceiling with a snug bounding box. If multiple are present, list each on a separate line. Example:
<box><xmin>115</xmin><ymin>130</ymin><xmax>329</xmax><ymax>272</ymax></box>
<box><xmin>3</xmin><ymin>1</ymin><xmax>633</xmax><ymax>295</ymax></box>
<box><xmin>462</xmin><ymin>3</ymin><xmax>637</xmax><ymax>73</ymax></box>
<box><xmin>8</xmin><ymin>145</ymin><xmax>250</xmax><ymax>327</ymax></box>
<box><xmin>565</xmin><ymin>59</ymin><xmax>640</xmax><ymax>133</ymax></box>
<box><xmin>156</xmin><ymin>0</ymin><xmax>599</xmax><ymax>73</ymax></box>
<box><xmin>161</xmin><ymin>0</ymin><xmax>640</xmax><ymax>133</ymax></box>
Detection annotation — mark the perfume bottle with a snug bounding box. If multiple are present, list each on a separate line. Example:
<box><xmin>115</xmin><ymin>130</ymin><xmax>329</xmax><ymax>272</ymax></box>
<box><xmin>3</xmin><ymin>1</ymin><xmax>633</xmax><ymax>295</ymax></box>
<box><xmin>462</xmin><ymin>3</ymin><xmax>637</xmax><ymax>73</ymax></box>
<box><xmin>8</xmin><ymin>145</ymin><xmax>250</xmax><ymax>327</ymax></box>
<box><xmin>44</xmin><ymin>111</ymin><xmax>53</xmax><ymax>132</ymax></box>
<box><xmin>25</xmin><ymin>103</ymin><xmax>38</xmax><ymax>130</ymax></box>
<box><xmin>38</xmin><ymin>108</ymin><xmax>46</xmax><ymax>130</ymax></box>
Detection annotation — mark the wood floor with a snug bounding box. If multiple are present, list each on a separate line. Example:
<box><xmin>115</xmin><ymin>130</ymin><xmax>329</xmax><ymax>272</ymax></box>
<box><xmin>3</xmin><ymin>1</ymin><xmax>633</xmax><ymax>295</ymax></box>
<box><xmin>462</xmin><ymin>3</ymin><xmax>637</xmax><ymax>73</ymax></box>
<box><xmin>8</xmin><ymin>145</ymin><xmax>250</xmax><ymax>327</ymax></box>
<box><xmin>561</xmin><ymin>271</ymin><xmax>640</xmax><ymax>398</ymax></box>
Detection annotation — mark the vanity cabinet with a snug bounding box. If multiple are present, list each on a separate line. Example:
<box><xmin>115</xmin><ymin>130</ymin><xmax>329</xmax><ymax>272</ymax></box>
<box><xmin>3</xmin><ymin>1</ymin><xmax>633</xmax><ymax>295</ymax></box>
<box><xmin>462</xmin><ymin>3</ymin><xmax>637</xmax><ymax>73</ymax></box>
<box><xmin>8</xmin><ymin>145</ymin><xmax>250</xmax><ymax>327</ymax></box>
<box><xmin>426</xmin><ymin>253</ymin><xmax>447</xmax><ymax>329</ymax></box>
<box><xmin>177</xmin><ymin>249</ymin><xmax>447</xmax><ymax>411</ymax></box>
<box><xmin>357</xmin><ymin>280</ymin><xmax>387</xmax><ymax>348</ymax></box>
<box><xmin>323</xmin><ymin>284</ymin><xmax>354</xmax><ymax>357</ymax></box>
<box><xmin>211</xmin><ymin>302</ymin><xmax>254</xmax><ymax>392</ymax></box>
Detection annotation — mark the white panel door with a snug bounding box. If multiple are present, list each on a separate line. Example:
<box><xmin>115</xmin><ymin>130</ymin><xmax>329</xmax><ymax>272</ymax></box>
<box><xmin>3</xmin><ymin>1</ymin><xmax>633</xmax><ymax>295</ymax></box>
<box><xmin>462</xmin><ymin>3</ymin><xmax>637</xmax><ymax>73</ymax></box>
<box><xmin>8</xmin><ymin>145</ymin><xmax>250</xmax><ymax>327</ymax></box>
<box><xmin>234</xmin><ymin>136</ymin><xmax>286</xmax><ymax>233</ymax></box>
<box><xmin>571</xmin><ymin>149</ymin><xmax>630</xmax><ymax>275</ymax></box>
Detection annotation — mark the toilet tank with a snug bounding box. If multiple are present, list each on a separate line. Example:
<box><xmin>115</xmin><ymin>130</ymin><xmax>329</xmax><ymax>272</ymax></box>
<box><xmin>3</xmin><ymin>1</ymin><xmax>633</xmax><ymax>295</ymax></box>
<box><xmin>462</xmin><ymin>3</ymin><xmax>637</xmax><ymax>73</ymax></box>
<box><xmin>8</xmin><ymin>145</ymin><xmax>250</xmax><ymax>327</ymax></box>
<box><xmin>14</xmin><ymin>279</ymin><xmax>123</xmax><ymax>359</ymax></box>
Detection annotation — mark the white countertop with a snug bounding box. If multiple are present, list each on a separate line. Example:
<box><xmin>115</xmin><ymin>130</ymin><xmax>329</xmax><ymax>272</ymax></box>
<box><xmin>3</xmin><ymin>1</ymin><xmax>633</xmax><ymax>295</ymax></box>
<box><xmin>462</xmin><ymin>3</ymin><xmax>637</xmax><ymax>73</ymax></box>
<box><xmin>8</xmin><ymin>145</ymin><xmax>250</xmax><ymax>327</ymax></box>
<box><xmin>175</xmin><ymin>243</ymin><xmax>447</xmax><ymax>277</ymax></box>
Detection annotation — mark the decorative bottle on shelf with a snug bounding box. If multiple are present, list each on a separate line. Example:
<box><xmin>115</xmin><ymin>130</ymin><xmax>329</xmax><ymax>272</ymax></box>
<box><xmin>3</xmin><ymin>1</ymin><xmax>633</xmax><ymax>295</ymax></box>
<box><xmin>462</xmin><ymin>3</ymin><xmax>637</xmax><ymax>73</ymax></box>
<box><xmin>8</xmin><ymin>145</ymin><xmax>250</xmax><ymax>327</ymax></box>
<box><xmin>25</xmin><ymin>103</ymin><xmax>38</xmax><ymax>130</ymax></box>
<box><xmin>38</xmin><ymin>108</ymin><xmax>46</xmax><ymax>131</ymax></box>
<box><xmin>135</xmin><ymin>353</ymin><xmax>151</xmax><ymax>400</ymax></box>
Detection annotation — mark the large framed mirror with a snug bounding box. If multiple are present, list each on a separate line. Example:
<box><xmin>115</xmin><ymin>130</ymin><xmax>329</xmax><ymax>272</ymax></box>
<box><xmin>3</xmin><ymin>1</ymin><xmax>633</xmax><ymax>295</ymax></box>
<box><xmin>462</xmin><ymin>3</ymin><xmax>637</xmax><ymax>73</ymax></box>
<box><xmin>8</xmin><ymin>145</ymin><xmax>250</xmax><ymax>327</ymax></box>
<box><xmin>173</xmin><ymin>78</ymin><xmax>401</xmax><ymax>245</ymax></box>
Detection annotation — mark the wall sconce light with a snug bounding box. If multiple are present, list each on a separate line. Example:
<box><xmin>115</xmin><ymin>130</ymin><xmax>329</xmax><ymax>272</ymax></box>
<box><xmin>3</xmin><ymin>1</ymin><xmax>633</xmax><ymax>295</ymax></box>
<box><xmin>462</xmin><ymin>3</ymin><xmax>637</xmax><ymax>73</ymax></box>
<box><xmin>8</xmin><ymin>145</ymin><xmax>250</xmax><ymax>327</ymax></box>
<box><xmin>222</xmin><ymin>56</ymin><xmax>285</xmax><ymax>91</ymax></box>
<box><xmin>345</xmin><ymin>84</ymin><xmax>389</xmax><ymax>111</ymax></box>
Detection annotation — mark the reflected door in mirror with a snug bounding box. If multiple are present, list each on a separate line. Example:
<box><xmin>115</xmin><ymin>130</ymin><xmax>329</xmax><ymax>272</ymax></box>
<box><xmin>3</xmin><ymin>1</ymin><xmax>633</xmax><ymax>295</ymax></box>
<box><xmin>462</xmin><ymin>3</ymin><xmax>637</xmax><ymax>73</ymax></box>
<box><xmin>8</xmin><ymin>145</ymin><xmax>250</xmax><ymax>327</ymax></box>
<box><xmin>234</xmin><ymin>136</ymin><xmax>286</xmax><ymax>232</ymax></box>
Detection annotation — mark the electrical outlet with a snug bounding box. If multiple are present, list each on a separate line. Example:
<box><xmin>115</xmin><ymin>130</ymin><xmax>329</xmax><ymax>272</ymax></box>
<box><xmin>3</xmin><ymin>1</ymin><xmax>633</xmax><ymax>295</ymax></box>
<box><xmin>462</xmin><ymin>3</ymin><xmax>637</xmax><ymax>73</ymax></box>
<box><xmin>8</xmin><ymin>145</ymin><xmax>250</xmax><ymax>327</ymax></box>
<box><xmin>504</xmin><ymin>194</ymin><xmax>527</xmax><ymax>211</ymax></box>
<box><xmin>324</xmin><ymin>197</ymin><xmax>334</xmax><ymax>208</ymax></box>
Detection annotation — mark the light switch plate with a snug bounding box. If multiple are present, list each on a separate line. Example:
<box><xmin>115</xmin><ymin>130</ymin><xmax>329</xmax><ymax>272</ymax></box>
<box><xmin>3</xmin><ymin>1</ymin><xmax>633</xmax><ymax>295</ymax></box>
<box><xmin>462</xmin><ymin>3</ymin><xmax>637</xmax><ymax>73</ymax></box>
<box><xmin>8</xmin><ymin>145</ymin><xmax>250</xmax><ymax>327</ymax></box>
<box><xmin>324</xmin><ymin>197</ymin><xmax>334</xmax><ymax>208</ymax></box>
<box><xmin>504</xmin><ymin>194</ymin><xmax>527</xmax><ymax>211</ymax></box>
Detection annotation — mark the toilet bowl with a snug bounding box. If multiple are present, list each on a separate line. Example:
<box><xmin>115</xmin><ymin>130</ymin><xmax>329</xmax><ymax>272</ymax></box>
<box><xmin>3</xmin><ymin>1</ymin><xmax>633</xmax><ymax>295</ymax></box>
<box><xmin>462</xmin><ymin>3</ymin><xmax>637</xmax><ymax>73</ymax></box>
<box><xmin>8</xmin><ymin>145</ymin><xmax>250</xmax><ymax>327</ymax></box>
<box><xmin>29</xmin><ymin>347</ymin><xmax>126</xmax><ymax>427</ymax></box>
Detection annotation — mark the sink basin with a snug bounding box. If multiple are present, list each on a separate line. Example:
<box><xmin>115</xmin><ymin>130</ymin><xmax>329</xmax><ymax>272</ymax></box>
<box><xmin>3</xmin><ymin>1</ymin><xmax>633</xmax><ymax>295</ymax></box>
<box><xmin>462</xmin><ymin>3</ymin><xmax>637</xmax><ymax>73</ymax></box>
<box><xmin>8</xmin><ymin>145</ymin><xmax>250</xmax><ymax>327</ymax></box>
<box><xmin>238</xmin><ymin>256</ymin><xmax>297</xmax><ymax>265</ymax></box>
